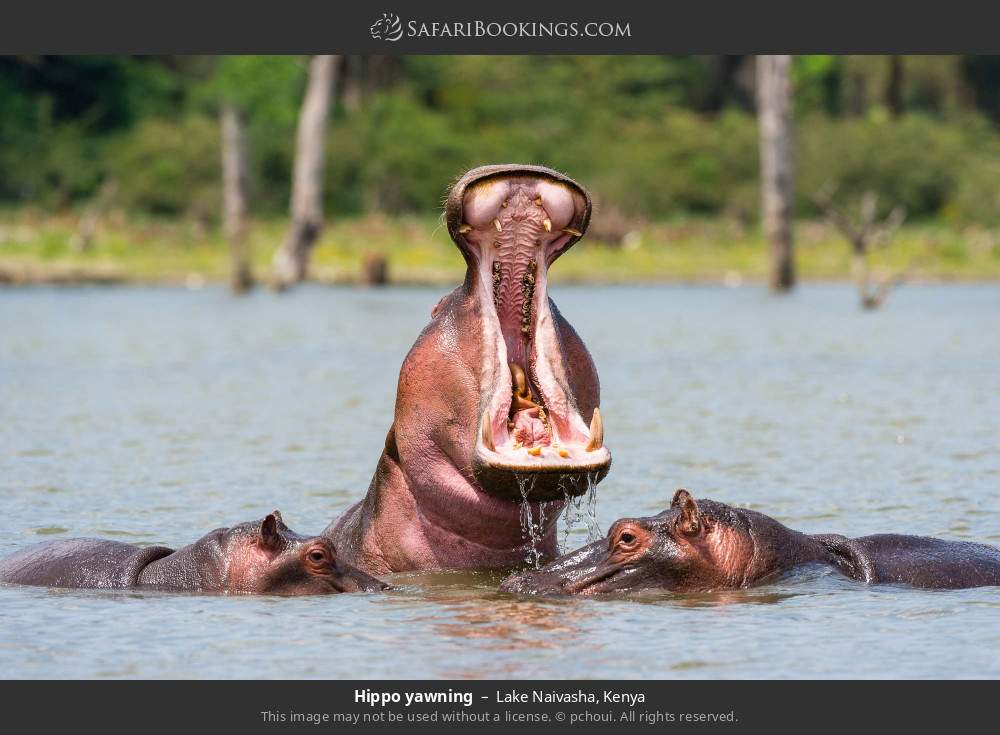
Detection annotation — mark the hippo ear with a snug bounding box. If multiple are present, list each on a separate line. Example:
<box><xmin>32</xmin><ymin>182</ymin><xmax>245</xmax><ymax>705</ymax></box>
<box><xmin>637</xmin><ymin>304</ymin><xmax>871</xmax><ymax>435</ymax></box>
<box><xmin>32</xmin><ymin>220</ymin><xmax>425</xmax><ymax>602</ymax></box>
<box><xmin>671</xmin><ymin>489</ymin><xmax>701</xmax><ymax>536</ymax></box>
<box><xmin>259</xmin><ymin>513</ymin><xmax>286</xmax><ymax>553</ymax></box>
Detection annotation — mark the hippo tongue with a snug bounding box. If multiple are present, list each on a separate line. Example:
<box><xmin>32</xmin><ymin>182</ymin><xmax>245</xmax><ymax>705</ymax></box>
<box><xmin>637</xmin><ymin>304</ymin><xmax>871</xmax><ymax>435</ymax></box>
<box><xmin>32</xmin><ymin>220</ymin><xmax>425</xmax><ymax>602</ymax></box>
<box><xmin>511</xmin><ymin>407</ymin><xmax>552</xmax><ymax>448</ymax></box>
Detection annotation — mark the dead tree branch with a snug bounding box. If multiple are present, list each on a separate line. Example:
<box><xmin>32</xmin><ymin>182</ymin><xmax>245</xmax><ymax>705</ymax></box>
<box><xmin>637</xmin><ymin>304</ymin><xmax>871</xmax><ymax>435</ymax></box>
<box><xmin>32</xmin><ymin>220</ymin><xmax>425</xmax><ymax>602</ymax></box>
<box><xmin>813</xmin><ymin>184</ymin><xmax>908</xmax><ymax>310</ymax></box>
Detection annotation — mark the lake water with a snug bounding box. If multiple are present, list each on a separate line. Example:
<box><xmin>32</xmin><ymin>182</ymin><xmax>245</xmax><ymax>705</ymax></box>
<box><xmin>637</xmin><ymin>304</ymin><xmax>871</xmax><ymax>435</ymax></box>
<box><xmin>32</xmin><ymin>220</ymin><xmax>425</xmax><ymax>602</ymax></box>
<box><xmin>1</xmin><ymin>283</ymin><xmax>998</xmax><ymax>679</ymax></box>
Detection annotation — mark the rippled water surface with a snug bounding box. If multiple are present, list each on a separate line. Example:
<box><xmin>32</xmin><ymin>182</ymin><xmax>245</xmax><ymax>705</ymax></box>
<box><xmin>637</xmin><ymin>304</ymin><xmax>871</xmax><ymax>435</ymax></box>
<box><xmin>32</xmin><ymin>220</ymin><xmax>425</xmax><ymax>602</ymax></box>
<box><xmin>1</xmin><ymin>284</ymin><xmax>998</xmax><ymax>679</ymax></box>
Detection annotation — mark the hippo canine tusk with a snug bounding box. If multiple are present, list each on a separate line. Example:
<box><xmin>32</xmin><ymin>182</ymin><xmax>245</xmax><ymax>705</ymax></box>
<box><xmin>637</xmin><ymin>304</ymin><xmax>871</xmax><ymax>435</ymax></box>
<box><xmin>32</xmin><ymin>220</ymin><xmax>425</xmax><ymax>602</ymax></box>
<box><xmin>562</xmin><ymin>227</ymin><xmax>582</xmax><ymax>237</ymax></box>
<box><xmin>481</xmin><ymin>410</ymin><xmax>495</xmax><ymax>452</ymax></box>
<box><xmin>458</xmin><ymin>223</ymin><xmax>473</xmax><ymax>234</ymax></box>
<box><xmin>542</xmin><ymin>218</ymin><xmax>552</xmax><ymax>232</ymax></box>
<box><xmin>493</xmin><ymin>218</ymin><xmax>503</xmax><ymax>232</ymax></box>
<box><xmin>585</xmin><ymin>408</ymin><xmax>604</xmax><ymax>452</ymax></box>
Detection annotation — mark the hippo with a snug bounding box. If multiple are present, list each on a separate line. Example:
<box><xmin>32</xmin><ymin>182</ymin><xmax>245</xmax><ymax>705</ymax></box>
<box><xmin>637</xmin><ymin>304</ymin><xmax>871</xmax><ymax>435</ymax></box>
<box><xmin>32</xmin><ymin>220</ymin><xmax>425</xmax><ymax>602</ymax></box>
<box><xmin>325</xmin><ymin>164</ymin><xmax>611</xmax><ymax>575</ymax></box>
<box><xmin>500</xmin><ymin>489</ymin><xmax>1000</xmax><ymax>594</ymax></box>
<box><xmin>0</xmin><ymin>511</ymin><xmax>386</xmax><ymax>595</ymax></box>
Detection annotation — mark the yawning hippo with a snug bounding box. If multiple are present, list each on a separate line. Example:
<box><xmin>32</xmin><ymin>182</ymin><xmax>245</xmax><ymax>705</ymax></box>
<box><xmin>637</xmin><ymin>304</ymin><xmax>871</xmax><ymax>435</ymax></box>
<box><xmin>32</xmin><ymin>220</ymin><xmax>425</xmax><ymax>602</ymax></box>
<box><xmin>325</xmin><ymin>164</ymin><xmax>611</xmax><ymax>574</ymax></box>
<box><xmin>0</xmin><ymin>511</ymin><xmax>386</xmax><ymax>594</ymax></box>
<box><xmin>500</xmin><ymin>489</ymin><xmax>1000</xmax><ymax>594</ymax></box>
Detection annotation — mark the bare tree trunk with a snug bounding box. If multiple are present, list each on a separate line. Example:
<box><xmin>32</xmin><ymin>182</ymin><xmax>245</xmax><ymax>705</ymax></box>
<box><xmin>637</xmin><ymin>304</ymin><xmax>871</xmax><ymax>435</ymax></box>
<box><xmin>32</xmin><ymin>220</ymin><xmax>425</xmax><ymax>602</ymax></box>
<box><xmin>756</xmin><ymin>55</ymin><xmax>796</xmax><ymax>293</ymax></box>
<box><xmin>814</xmin><ymin>186</ymin><xmax>907</xmax><ymax>310</ymax></box>
<box><xmin>850</xmin><ymin>248</ymin><xmax>873</xmax><ymax>308</ymax></box>
<box><xmin>271</xmin><ymin>54</ymin><xmax>339</xmax><ymax>290</ymax></box>
<box><xmin>221</xmin><ymin>103</ymin><xmax>253</xmax><ymax>294</ymax></box>
<box><xmin>71</xmin><ymin>178</ymin><xmax>118</xmax><ymax>253</ymax></box>
<box><xmin>361</xmin><ymin>251</ymin><xmax>389</xmax><ymax>286</ymax></box>
<box><xmin>885</xmin><ymin>56</ymin><xmax>904</xmax><ymax>118</ymax></box>
<box><xmin>339</xmin><ymin>55</ymin><xmax>362</xmax><ymax>112</ymax></box>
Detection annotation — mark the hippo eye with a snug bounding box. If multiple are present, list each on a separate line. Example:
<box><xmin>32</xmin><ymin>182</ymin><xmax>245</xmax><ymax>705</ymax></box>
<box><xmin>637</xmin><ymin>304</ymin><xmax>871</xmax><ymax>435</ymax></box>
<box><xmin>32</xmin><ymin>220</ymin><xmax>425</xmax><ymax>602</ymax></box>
<box><xmin>308</xmin><ymin>549</ymin><xmax>328</xmax><ymax>563</ymax></box>
<box><xmin>614</xmin><ymin>527</ymin><xmax>642</xmax><ymax>550</ymax></box>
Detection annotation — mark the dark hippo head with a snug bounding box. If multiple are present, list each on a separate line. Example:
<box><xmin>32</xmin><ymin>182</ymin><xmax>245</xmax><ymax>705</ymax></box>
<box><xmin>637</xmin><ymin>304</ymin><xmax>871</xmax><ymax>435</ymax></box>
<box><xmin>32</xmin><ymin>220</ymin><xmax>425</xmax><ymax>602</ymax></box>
<box><xmin>227</xmin><ymin>511</ymin><xmax>388</xmax><ymax>595</ymax></box>
<box><xmin>500</xmin><ymin>489</ymin><xmax>786</xmax><ymax>595</ymax></box>
<box><xmin>391</xmin><ymin>164</ymin><xmax>609</xmax><ymax>508</ymax></box>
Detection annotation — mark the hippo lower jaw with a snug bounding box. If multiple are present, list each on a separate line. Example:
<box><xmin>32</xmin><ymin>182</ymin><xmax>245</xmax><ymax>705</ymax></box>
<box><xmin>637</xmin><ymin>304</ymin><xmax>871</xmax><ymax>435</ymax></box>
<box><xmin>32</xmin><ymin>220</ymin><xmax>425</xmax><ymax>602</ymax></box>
<box><xmin>499</xmin><ymin>537</ymin><xmax>632</xmax><ymax>596</ymax></box>
<box><xmin>456</xmin><ymin>169</ymin><xmax>611</xmax><ymax>502</ymax></box>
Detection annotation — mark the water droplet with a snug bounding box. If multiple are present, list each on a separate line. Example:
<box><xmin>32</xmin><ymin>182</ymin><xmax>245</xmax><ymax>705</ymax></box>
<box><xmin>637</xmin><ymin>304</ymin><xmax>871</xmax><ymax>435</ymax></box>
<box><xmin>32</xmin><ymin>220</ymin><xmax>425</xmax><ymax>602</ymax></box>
<box><xmin>516</xmin><ymin>473</ymin><xmax>544</xmax><ymax>568</ymax></box>
<box><xmin>557</xmin><ymin>471</ymin><xmax>602</xmax><ymax>552</ymax></box>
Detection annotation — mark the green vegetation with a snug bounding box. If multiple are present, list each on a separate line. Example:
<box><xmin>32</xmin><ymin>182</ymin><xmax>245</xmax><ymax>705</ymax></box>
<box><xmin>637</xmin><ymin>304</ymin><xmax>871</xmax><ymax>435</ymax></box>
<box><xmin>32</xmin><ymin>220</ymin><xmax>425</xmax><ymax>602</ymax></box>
<box><xmin>1</xmin><ymin>55</ymin><xmax>999</xmax><ymax>283</ymax></box>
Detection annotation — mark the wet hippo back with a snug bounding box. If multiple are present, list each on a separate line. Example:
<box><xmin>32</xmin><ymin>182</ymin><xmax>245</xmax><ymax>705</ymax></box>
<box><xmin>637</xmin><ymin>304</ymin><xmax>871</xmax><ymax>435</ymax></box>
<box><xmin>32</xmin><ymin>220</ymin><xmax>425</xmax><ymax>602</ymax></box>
<box><xmin>820</xmin><ymin>534</ymin><xmax>1000</xmax><ymax>589</ymax></box>
<box><xmin>0</xmin><ymin>539</ymin><xmax>174</xmax><ymax>589</ymax></box>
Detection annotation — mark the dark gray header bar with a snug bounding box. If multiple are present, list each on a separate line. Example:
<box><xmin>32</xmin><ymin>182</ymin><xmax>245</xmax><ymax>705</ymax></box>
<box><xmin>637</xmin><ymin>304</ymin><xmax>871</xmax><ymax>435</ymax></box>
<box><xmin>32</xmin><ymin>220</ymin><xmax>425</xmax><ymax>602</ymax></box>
<box><xmin>1</xmin><ymin>0</ymin><xmax>998</xmax><ymax>53</ymax></box>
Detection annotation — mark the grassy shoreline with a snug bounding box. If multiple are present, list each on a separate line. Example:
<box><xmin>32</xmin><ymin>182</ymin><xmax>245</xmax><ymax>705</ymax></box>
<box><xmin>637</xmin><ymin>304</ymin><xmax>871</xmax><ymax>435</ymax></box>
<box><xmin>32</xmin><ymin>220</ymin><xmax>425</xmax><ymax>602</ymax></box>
<box><xmin>2</xmin><ymin>211</ymin><xmax>999</xmax><ymax>286</ymax></box>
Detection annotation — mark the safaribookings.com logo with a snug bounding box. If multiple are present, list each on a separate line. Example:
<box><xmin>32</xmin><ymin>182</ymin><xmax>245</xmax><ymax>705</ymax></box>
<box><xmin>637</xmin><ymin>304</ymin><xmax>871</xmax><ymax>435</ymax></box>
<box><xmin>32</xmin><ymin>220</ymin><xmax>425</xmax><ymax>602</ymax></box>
<box><xmin>370</xmin><ymin>13</ymin><xmax>404</xmax><ymax>41</ymax></box>
<box><xmin>369</xmin><ymin>13</ymin><xmax>631</xmax><ymax>42</ymax></box>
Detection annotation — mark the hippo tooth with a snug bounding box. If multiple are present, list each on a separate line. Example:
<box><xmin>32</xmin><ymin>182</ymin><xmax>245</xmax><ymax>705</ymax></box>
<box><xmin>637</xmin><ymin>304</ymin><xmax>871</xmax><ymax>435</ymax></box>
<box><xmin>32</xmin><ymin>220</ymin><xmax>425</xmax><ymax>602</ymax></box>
<box><xmin>458</xmin><ymin>223</ymin><xmax>473</xmax><ymax>234</ymax></box>
<box><xmin>481</xmin><ymin>410</ymin><xmax>495</xmax><ymax>452</ymax></box>
<box><xmin>542</xmin><ymin>218</ymin><xmax>552</xmax><ymax>232</ymax></box>
<box><xmin>562</xmin><ymin>227</ymin><xmax>582</xmax><ymax>237</ymax></box>
<box><xmin>493</xmin><ymin>218</ymin><xmax>502</xmax><ymax>232</ymax></box>
<box><xmin>585</xmin><ymin>408</ymin><xmax>604</xmax><ymax>452</ymax></box>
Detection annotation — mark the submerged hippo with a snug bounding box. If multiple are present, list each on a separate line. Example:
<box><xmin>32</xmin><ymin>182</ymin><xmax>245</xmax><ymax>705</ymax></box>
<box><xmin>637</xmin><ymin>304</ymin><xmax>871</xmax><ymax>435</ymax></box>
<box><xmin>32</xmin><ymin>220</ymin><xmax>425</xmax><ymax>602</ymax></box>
<box><xmin>326</xmin><ymin>165</ymin><xmax>611</xmax><ymax>574</ymax></box>
<box><xmin>501</xmin><ymin>489</ymin><xmax>1000</xmax><ymax>594</ymax></box>
<box><xmin>0</xmin><ymin>511</ymin><xmax>386</xmax><ymax>595</ymax></box>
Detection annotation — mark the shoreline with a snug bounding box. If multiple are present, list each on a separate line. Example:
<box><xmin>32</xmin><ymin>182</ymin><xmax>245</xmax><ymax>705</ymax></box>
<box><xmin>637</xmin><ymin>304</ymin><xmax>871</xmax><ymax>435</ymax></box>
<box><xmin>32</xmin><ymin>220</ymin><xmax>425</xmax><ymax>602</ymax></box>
<box><xmin>3</xmin><ymin>261</ymin><xmax>999</xmax><ymax>289</ymax></box>
<box><xmin>3</xmin><ymin>214</ymin><xmax>998</xmax><ymax>288</ymax></box>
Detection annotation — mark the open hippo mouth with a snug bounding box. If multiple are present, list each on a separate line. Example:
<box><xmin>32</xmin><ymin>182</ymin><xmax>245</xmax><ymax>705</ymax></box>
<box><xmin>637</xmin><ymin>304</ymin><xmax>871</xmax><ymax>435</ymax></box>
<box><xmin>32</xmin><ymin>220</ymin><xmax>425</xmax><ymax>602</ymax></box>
<box><xmin>446</xmin><ymin>164</ymin><xmax>611</xmax><ymax>502</ymax></box>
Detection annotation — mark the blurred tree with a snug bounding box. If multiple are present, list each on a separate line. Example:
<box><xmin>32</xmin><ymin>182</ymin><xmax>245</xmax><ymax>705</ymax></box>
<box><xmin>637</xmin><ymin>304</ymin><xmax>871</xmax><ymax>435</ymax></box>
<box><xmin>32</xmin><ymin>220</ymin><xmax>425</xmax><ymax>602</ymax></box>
<box><xmin>814</xmin><ymin>186</ymin><xmax>907</xmax><ymax>309</ymax></box>
<box><xmin>197</xmin><ymin>56</ymin><xmax>305</xmax><ymax>213</ymax></box>
<box><xmin>221</xmin><ymin>103</ymin><xmax>253</xmax><ymax>294</ymax></box>
<box><xmin>792</xmin><ymin>55</ymin><xmax>842</xmax><ymax>115</ymax></box>
<box><xmin>962</xmin><ymin>55</ymin><xmax>1000</xmax><ymax>123</ymax></box>
<box><xmin>271</xmin><ymin>55</ymin><xmax>339</xmax><ymax>289</ymax></box>
<box><xmin>886</xmin><ymin>56</ymin><xmax>904</xmax><ymax>117</ymax></box>
<box><xmin>0</xmin><ymin>55</ymin><xmax>180</xmax><ymax>130</ymax></box>
<box><xmin>756</xmin><ymin>55</ymin><xmax>796</xmax><ymax>292</ymax></box>
<box><xmin>700</xmin><ymin>56</ymin><xmax>753</xmax><ymax>112</ymax></box>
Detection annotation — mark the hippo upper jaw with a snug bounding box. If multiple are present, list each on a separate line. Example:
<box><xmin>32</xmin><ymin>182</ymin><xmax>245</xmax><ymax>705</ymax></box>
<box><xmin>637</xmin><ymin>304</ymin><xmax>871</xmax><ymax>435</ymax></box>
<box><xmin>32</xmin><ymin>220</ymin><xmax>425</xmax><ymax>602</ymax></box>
<box><xmin>447</xmin><ymin>164</ymin><xmax>611</xmax><ymax>502</ymax></box>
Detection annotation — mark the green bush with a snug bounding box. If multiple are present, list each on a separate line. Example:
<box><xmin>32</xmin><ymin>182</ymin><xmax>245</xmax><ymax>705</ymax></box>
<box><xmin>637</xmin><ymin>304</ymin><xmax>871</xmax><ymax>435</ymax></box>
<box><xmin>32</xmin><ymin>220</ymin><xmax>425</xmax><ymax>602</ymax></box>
<box><xmin>327</xmin><ymin>92</ymin><xmax>476</xmax><ymax>214</ymax></box>
<box><xmin>0</xmin><ymin>80</ymin><xmax>105</xmax><ymax>206</ymax></box>
<box><xmin>320</xmin><ymin>104</ymin><xmax>1000</xmax><ymax>225</ymax></box>
<box><xmin>108</xmin><ymin>116</ymin><xmax>220</xmax><ymax>217</ymax></box>
<box><xmin>578</xmin><ymin>110</ymin><xmax>759</xmax><ymax>217</ymax></box>
<box><xmin>2</xmin><ymin>54</ymin><xmax>998</xmax><ymax>227</ymax></box>
<box><xmin>796</xmin><ymin>113</ymin><xmax>989</xmax><ymax>219</ymax></box>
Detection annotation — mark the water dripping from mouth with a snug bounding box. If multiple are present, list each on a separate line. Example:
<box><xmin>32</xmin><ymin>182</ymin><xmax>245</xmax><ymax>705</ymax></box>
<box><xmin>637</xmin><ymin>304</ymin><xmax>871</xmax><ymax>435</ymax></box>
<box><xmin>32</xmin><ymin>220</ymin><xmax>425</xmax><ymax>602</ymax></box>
<box><xmin>516</xmin><ymin>472</ymin><xmax>544</xmax><ymax>568</ymax></box>
<box><xmin>559</xmin><ymin>478</ymin><xmax>584</xmax><ymax>554</ymax></box>
<box><xmin>582</xmin><ymin>471</ymin><xmax>603</xmax><ymax>542</ymax></box>
<box><xmin>557</xmin><ymin>471</ymin><xmax>603</xmax><ymax>553</ymax></box>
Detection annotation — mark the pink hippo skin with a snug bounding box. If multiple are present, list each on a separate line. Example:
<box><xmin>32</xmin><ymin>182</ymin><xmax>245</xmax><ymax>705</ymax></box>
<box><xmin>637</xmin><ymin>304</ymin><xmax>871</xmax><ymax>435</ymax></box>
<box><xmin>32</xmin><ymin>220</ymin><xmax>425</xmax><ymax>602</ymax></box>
<box><xmin>324</xmin><ymin>165</ymin><xmax>612</xmax><ymax>575</ymax></box>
